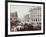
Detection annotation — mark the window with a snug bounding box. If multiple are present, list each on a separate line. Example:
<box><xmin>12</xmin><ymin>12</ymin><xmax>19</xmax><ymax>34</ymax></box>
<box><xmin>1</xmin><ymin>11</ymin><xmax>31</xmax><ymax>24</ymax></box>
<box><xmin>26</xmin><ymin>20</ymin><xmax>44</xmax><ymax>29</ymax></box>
<box><xmin>34</xmin><ymin>19</ymin><xmax>35</xmax><ymax>21</ymax></box>
<box><xmin>36</xmin><ymin>18</ymin><xmax>37</xmax><ymax>22</ymax></box>
<box><xmin>38</xmin><ymin>18</ymin><xmax>39</xmax><ymax>21</ymax></box>
<box><xmin>14</xmin><ymin>18</ymin><xmax>16</xmax><ymax>20</ymax></box>
<box><xmin>32</xmin><ymin>19</ymin><xmax>33</xmax><ymax>21</ymax></box>
<box><xmin>10</xmin><ymin>18</ymin><xmax>12</xmax><ymax>20</ymax></box>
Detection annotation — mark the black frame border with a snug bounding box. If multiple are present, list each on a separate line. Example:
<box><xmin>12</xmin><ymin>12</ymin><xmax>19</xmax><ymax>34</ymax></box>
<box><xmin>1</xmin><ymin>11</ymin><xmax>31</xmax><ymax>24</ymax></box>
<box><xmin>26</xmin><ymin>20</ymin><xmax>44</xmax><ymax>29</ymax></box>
<box><xmin>5</xmin><ymin>0</ymin><xmax>45</xmax><ymax>37</ymax></box>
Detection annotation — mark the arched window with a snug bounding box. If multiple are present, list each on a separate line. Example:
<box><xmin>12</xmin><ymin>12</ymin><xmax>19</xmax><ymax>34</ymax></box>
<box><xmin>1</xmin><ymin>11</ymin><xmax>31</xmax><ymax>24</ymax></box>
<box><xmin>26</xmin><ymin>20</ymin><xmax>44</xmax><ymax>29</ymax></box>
<box><xmin>34</xmin><ymin>19</ymin><xmax>35</xmax><ymax>21</ymax></box>
<box><xmin>14</xmin><ymin>18</ymin><xmax>15</xmax><ymax>20</ymax></box>
<box><xmin>36</xmin><ymin>18</ymin><xmax>37</xmax><ymax>22</ymax></box>
<box><xmin>32</xmin><ymin>19</ymin><xmax>33</xmax><ymax>21</ymax></box>
<box><xmin>10</xmin><ymin>18</ymin><xmax>12</xmax><ymax>20</ymax></box>
<box><xmin>40</xmin><ymin>19</ymin><xmax>41</xmax><ymax>21</ymax></box>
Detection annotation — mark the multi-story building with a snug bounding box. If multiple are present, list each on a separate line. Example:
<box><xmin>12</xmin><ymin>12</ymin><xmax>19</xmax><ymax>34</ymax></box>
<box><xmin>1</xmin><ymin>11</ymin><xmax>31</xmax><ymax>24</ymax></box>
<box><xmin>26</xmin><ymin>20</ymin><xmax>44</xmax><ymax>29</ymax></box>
<box><xmin>10</xmin><ymin>11</ymin><xmax>18</xmax><ymax>26</ymax></box>
<box><xmin>30</xmin><ymin>7</ymin><xmax>41</xmax><ymax>27</ymax></box>
<box><xmin>24</xmin><ymin>14</ymin><xmax>31</xmax><ymax>25</ymax></box>
<box><xmin>10</xmin><ymin>12</ymin><xmax>17</xmax><ymax>22</ymax></box>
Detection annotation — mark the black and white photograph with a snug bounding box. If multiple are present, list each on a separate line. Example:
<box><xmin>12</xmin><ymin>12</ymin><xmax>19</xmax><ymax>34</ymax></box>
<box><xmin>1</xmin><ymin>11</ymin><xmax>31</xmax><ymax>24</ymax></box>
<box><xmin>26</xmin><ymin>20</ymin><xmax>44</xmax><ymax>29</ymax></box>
<box><xmin>10</xmin><ymin>5</ymin><xmax>41</xmax><ymax>32</ymax></box>
<box><xmin>8</xmin><ymin>2</ymin><xmax>45</xmax><ymax>35</ymax></box>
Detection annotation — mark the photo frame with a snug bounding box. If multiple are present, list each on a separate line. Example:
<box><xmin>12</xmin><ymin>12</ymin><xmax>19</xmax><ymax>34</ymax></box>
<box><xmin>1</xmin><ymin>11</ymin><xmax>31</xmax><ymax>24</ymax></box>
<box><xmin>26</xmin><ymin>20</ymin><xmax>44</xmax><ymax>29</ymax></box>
<box><xmin>5</xmin><ymin>0</ymin><xmax>45</xmax><ymax>37</ymax></box>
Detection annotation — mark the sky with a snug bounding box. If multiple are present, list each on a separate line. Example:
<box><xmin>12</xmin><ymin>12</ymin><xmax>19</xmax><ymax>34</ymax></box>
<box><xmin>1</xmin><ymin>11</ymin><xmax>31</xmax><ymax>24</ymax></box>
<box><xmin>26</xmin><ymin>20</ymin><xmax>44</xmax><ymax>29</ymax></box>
<box><xmin>10</xmin><ymin>5</ymin><xmax>36</xmax><ymax>19</ymax></box>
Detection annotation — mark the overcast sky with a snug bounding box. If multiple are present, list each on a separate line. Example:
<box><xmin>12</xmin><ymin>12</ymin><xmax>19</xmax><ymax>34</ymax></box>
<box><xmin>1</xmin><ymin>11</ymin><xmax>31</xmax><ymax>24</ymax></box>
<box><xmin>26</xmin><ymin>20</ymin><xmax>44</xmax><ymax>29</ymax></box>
<box><xmin>10</xmin><ymin>5</ymin><xmax>36</xmax><ymax>19</ymax></box>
